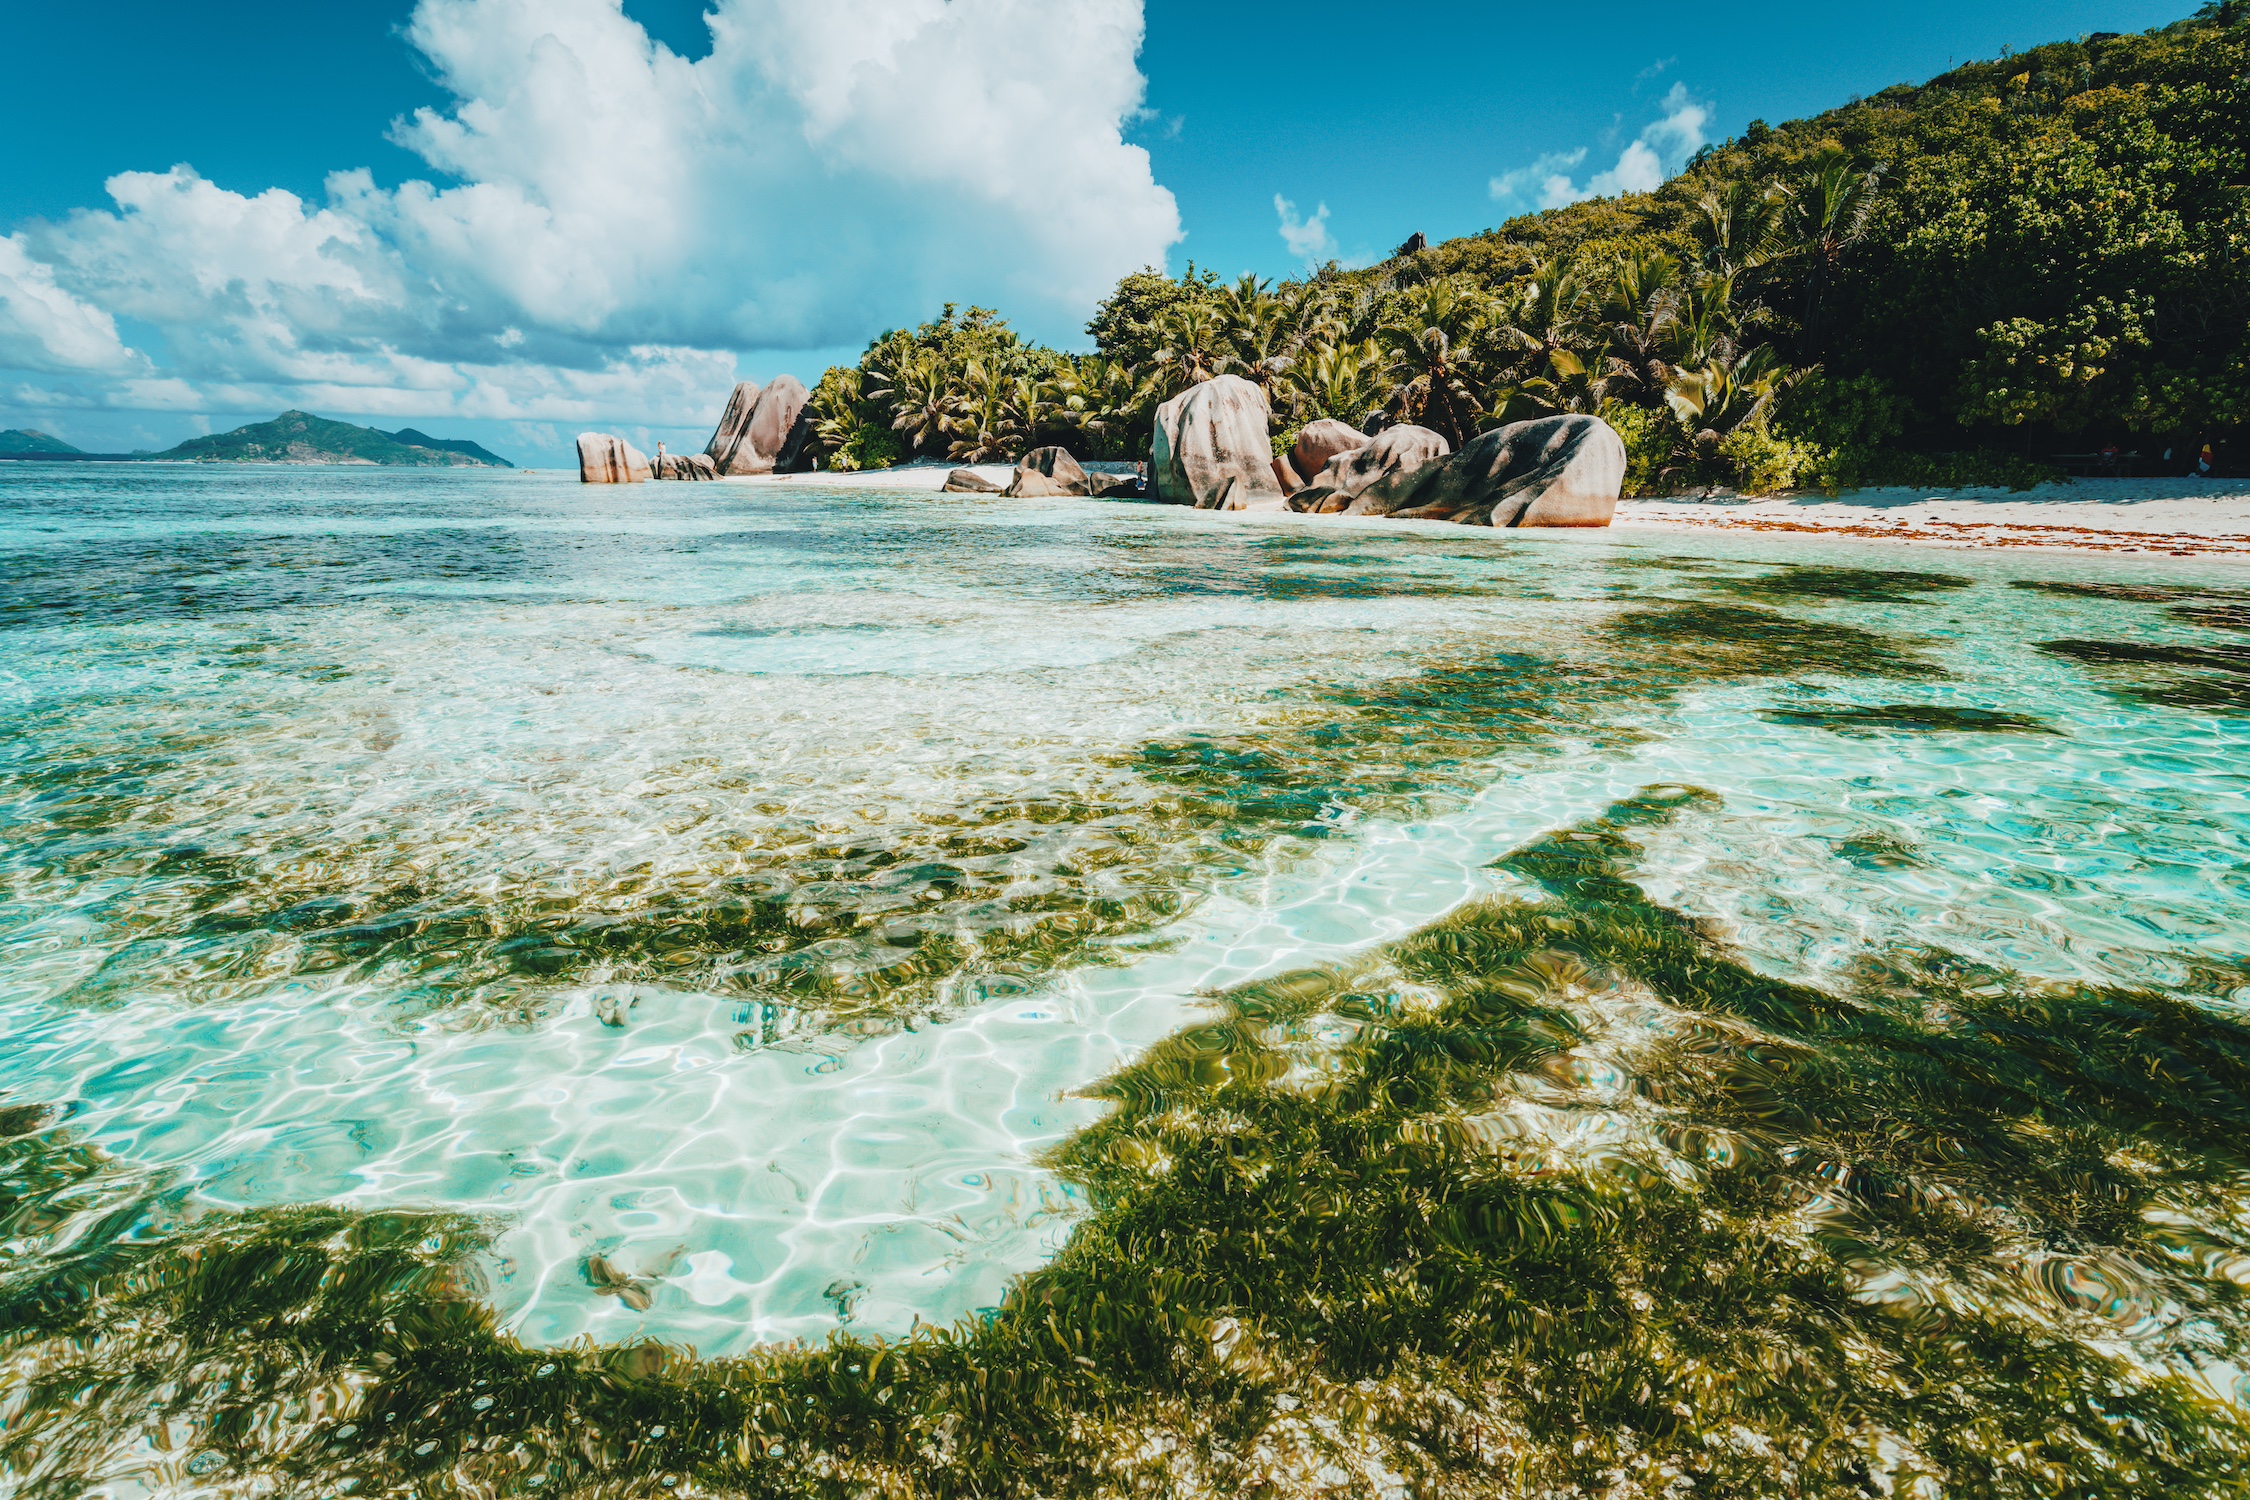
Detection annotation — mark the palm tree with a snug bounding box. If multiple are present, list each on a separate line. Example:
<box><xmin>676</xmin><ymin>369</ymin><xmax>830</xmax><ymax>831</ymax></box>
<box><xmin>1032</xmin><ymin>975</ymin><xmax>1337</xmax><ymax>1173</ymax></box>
<box><xmin>1503</xmin><ymin>345</ymin><xmax>1624</xmax><ymax>419</ymax></box>
<box><xmin>808</xmin><ymin>367</ymin><xmax>866</xmax><ymax>468</ymax></box>
<box><xmin>1376</xmin><ymin>278</ymin><xmax>1491</xmax><ymax>447</ymax></box>
<box><xmin>1693</xmin><ymin>179</ymin><xmax>1788</xmax><ymax>278</ymax></box>
<box><xmin>1491</xmin><ymin>259</ymin><xmax>1593</xmax><ymax>384</ymax></box>
<box><xmin>1150</xmin><ymin>302</ymin><xmax>1224</xmax><ymax>395</ymax></box>
<box><xmin>1222</xmin><ymin>300</ymin><xmax>1298</xmax><ymax>394</ymax></box>
<box><xmin>1062</xmin><ymin>356</ymin><xmax>1156</xmax><ymax>455</ymax></box>
<box><xmin>874</xmin><ymin>352</ymin><xmax>952</xmax><ymax>456</ymax></box>
<box><xmin>1665</xmin><ymin>344</ymin><xmax>1800</xmax><ymax>442</ymax></box>
<box><xmin>997</xmin><ymin>372</ymin><xmax>1062</xmax><ymax>454</ymax></box>
<box><xmin>1601</xmin><ymin>249</ymin><xmax>1685</xmax><ymax>400</ymax></box>
<box><xmin>1788</xmin><ymin>149</ymin><xmax>1886</xmax><ymax>359</ymax></box>
<box><xmin>1281</xmin><ymin>338</ymin><xmax>1387</xmax><ymax>429</ymax></box>
<box><xmin>944</xmin><ymin>359</ymin><xmax>1009</xmax><ymax>463</ymax></box>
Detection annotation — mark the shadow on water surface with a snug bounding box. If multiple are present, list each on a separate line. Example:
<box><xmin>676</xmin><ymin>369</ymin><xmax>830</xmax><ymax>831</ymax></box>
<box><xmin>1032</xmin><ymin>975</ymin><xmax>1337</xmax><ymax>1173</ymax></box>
<box><xmin>4</xmin><ymin>788</ymin><xmax>2248</xmax><ymax>1498</ymax></box>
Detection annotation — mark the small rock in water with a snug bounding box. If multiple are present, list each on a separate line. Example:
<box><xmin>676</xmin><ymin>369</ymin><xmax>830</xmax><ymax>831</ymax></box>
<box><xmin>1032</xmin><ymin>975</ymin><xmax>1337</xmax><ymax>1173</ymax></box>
<box><xmin>1003</xmin><ymin>446</ymin><xmax>1091</xmax><ymax>497</ymax></box>
<box><xmin>577</xmin><ymin>432</ymin><xmax>651</xmax><ymax>484</ymax></box>
<box><xmin>651</xmin><ymin>450</ymin><xmax>718</xmax><ymax>480</ymax></box>
<box><xmin>941</xmin><ymin>467</ymin><xmax>1001</xmax><ymax>493</ymax></box>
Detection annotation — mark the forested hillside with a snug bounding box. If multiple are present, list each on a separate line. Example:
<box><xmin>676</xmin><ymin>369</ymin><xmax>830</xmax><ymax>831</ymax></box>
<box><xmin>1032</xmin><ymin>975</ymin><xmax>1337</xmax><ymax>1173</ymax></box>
<box><xmin>806</xmin><ymin>3</ymin><xmax>2248</xmax><ymax>493</ymax></box>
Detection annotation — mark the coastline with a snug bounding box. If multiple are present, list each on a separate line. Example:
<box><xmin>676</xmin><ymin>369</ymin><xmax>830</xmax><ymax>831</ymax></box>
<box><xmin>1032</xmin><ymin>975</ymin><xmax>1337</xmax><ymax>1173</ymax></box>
<box><xmin>767</xmin><ymin>464</ymin><xmax>2250</xmax><ymax>557</ymax></box>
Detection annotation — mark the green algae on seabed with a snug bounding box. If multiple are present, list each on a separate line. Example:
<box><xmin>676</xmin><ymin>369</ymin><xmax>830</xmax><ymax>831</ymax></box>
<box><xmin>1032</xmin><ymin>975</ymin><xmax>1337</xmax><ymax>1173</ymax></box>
<box><xmin>5</xmin><ymin>556</ymin><xmax>1940</xmax><ymax>1045</ymax></box>
<box><xmin>1698</xmin><ymin>563</ymin><xmax>1976</xmax><ymax>605</ymax></box>
<box><xmin>2038</xmin><ymin>638</ymin><xmax>2250</xmax><ymax>712</ymax></box>
<box><xmin>6</xmin><ymin>788</ymin><xmax>2248</xmax><ymax>1500</ymax></box>
<box><xmin>1759</xmin><ymin>703</ymin><xmax>2059</xmax><ymax>735</ymax></box>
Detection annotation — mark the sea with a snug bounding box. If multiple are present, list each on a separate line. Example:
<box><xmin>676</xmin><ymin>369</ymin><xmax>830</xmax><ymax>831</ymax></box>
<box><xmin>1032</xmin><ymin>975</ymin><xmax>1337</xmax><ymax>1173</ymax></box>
<box><xmin>3</xmin><ymin>464</ymin><xmax>2247</xmax><ymax>1495</ymax></box>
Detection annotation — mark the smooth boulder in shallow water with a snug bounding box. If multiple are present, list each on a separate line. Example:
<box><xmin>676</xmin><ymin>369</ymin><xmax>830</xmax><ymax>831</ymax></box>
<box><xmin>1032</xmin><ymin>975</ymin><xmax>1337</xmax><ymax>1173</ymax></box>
<box><xmin>1394</xmin><ymin>413</ymin><xmax>1625</xmax><ymax>527</ymax></box>
<box><xmin>706</xmin><ymin>376</ymin><xmax>812</xmax><ymax>474</ymax></box>
<box><xmin>1291</xmin><ymin>418</ymin><xmax>1366</xmax><ymax>491</ymax></box>
<box><xmin>942</xmin><ymin>468</ymin><xmax>1001</xmax><ymax>493</ymax></box>
<box><xmin>578</xmin><ymin>432</ymin><xmax>651</xmax><ymax>483</ymax></box>
<box><xmin>1291</xmin><ymin>424</ymin><xmax>1452</xmax><ymax>515</ymax></box>
<box><xmin>1003</xmin><ymin>446</ymin><xmax>1090</xmax><ymax>497</ymax></box>
<box><xmin>653</xmin><ymin>450</ymin><xmax>718</xmax><ymax>480</ymax></box>
<box><xmin>1151</xmin><ymin>374</ymin><xmax>1284</xmax><ymax>510</ymax></box>
<box><xmin>703</xmin><ymin>381</ymin><xmax>761</xmax><ymax>472</ymax></box>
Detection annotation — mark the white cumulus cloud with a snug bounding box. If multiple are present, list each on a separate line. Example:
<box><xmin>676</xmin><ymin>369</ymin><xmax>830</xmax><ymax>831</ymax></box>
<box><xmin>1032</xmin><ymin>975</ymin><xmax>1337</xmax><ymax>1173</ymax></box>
<box><xmin>1489</xmin><ymin>83</ymin><xmax>1710</xmax><ymax>212</ymax></box>
<box><xmin>0</xmin><ymin>236</ymin><xmax>148</xmax><ymax>376</ymax></box>
<box><xmin>1274</xmin><ymin>194</ymin><xmax>1334</xmax><ymax>262</ymax></box>
<box><xmin>1</xmin><ymin>0</ymin><xmax>1180</xmax><ymax>435</ymax></box>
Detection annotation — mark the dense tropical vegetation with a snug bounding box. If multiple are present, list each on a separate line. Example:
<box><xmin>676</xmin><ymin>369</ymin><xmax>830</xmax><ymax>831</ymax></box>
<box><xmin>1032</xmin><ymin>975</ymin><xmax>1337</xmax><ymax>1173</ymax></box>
<box><xmin>807</xmin><ymin>3</ymin><xmax>2248</xmax><ymax>493</ymax></box>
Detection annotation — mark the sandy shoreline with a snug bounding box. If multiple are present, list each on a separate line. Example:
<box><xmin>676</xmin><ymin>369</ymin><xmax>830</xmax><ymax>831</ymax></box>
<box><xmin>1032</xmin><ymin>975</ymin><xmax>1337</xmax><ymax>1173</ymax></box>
<box><xmin>755</xmin><ymin>465</ymin><xmax>2250</xmax><ymax>557</ymax></box>
<box><xmin>1614</xmin><ymin>478</ymin><xmax>2250</xmax><ymax>558</ymax></box>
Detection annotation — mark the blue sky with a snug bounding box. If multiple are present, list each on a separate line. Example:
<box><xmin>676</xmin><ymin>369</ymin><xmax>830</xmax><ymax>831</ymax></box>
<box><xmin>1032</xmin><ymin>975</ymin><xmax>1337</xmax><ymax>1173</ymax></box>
<box><xmin>0</xmin><ymin>0</ymin><xmax>2206</xmax><ymax>464</ymax></box>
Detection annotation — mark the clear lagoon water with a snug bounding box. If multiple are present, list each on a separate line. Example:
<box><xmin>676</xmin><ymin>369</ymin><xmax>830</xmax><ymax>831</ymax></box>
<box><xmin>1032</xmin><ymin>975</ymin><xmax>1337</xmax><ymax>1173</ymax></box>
<box><xmin>4</xmin><ymin>465</ymin><xmax>2250</xmax><ymax>1494</ymax></box>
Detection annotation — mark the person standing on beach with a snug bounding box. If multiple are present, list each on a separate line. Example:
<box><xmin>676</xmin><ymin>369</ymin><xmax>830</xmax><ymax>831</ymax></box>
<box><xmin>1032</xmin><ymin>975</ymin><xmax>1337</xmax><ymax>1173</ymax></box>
<box><xmin>2197</xmin><ymin>443</ymin><xmax>2216</xmax><ymax>479</ymax></box>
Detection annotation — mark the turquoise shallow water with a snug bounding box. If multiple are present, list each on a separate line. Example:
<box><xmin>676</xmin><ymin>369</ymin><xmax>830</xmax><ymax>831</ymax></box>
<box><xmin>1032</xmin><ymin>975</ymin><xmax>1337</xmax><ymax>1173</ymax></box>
<box><xmin>4</xmin><ymin>463</ymin><xmax>2250</xmax><ymax>1378</ymax></box>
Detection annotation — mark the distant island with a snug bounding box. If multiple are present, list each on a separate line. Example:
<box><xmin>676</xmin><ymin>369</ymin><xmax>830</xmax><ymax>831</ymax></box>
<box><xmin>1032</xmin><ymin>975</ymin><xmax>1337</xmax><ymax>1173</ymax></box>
<box><xmin>148</xmin><ymin>411</ymin><xmax>512</xmax><ymax>467</ymax></box>
<box><xmin>0</xmin><ymin>429</ymin><xmax>88</xmax><ymax>456</ymax></box>
<box><xmin>0</xmin><ymin>411</ymin><xmax>511</xmax><ymax>467</ymax></box>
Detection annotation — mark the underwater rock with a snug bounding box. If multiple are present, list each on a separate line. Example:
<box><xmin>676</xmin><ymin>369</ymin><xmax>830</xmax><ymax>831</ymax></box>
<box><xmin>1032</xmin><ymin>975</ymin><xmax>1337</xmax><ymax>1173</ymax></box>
<box><xmin>1003</xmin><ymin>446</ymin><xmax>1091</xmax><ymax>497</ymax></box>
<box><xmin>702</xmin><ymin>381</ymin><xmax>761</xmax><ymax>471</ymax></box>
<box><xmin>652</xmin><ymin>450</ymin><xmax>718</xmax><ymax>480</ymax></box>
<box><xmin>577</xmin><ymin>432</ymin><xmax>651</xmax><ymax>484</ymax></box>
<box><xmin>707</xmin><ymin>376</ymin><xmax>812</xmax><ymax>474</ymax></box>
<box><xmin>1292</xmin><ymin>424</ymin><xmax>1452</xmax><ymax>514</ymax></box>
<box><xmin>942</xmin><ymin>468</ymin><xmax>1001</xmax><ymax>493</ymax></box>
<box><xmin>1291</xmin><ymin>417</ymin><xmax>1366</xmax><ymax>490</ymax></box>
<box><xmin>1150</xmin><ymin>374</ymin><xmax>1284</xmax><ymax>510</ymax></box>
<box><xmin>1394</xmin><ymin>413</ymin><xmax>1625</xmax><ymax>527</ymax></box>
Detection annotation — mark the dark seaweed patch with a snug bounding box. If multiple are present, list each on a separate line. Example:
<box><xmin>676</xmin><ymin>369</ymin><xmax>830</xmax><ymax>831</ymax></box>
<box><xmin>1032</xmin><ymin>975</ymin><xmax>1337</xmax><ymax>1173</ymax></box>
<box><xmin>2172</xmin><ymin>604</ymin><xmax>2250</xmax><ymax>632</ymax></box>
<box><xmin>8</xmin><ymin>791</ymin><xmax>2249</xmax><ymax>1497</ymax></box>
<box><xmin>2011</xmin><ymin>579</ymin><xmax>2204</xmax><ymax>603</ymax></box>
<box><xmin>1608</xmin><ymin>602</ymin><xmax>1950</xmax><ymax>679</ymax></box>
<box><xmin>1761</xmin><ymin>703</ymin><xmax>2057</xmax><ymax>735</ymax></box>
<box><xmin>1705</xmin><ymin>564</ymin><xmax>1975</xmax><ymax>604</ymax></box>
<box><xmin>1832</xmin><ymin>831</ymin><xmax>1924</xmax><ymax>868</ymax></box>
<box><xmin>2038</xmin><ymin>638</ymin><xmax>2250</xmax><ymax>711</ymax></box>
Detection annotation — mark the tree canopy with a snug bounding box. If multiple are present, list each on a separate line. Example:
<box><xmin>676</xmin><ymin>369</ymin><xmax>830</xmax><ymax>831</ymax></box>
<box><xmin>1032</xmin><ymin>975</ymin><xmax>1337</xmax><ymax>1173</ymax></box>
<box><xmin>807</xmin><ymin>4</ymin><xmax>2248</xmax><ymax>491</ymax></box>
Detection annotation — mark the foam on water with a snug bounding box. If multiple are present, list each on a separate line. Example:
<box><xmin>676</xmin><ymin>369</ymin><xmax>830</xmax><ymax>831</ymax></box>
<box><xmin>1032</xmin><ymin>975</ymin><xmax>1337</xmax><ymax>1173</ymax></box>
<box><xmin>4</xmin><ymin>465</ymin><xmax>2248</xmax><ymax>1358</ymax></box>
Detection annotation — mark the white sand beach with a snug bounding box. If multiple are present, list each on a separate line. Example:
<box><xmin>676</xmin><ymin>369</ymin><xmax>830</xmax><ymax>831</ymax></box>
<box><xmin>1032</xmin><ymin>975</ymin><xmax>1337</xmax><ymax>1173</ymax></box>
<box><xmin>772</xmin><ymin>464</ymin><xmax>2250</xmax><ymax>557</ymax></box>
<box><xmin>1615</xmin><ymin>478</ymin><xmax>2250</xmax><ymax>558</ymax></box>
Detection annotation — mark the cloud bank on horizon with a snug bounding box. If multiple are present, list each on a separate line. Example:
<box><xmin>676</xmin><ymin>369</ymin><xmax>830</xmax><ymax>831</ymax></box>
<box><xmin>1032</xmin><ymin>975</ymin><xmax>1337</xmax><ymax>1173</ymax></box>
<box><xmin>0</xmin><ymin>0</ymin><xmax>1179</xmax><ymax>430</ymax></box>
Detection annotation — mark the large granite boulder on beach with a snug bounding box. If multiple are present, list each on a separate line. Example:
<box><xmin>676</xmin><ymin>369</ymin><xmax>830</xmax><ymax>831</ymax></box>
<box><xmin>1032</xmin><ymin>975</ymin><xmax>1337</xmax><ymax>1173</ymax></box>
<box><xmin>1291</xmin><ymin>418</ymin><xmax>1366</xmax><ymax>490</ymax></box>
<box><xmin>578</xmin><ymin>432</ymin><xmax>651</xmax><ymax>484</ymax></box>
<box><xmin>942</xmin><ymin>468</ymin><xmax>1001</xmax><ymax>493</ymax></box>
<box><xmin>1150</xmin><ymin>374</ymin><xmax>1284</xmax><ymax>511</ymax></box>
<box><xmin>706</xmin><ymin>376</ymin><xmax>813</xmax><ymax>474</ymax></box>
<box><xmin>1088</xmin><ymin>470</ymin><xmax>1143</xmax><ymax>498</ymax></box>
<box><xmin>653</xmin><ymin>450</ymin><xmax>718</xmax><ymax>480</ymax></box>
<box><xmin>1291</xmin><ymin>425</ymin><xmax>1452</xmax><ymax>515</ymax></box>
<box><xmin>703</xmin><ymin>381</ymin><xmax>761</xmax><ymax>471</ymax></box>
<box><xmin>1003</xmin><ymin>446</ymin><xmax>1091</xmax><ymax>497</ymax></box>
<box><xmin>1393</xmin><ymin>414</ymin><xmax>1626</xmax><ymax>527</ymax></box>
